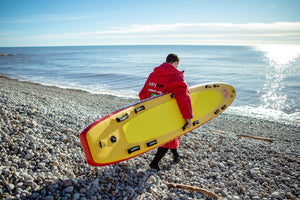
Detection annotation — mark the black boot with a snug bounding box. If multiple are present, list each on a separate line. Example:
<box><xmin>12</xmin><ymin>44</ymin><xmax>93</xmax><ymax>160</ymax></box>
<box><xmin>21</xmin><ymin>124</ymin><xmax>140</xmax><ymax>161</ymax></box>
<box><xmin>150</xmin><ymin>147</ymin><xmax>168</xmax><ymax>170</ymax></box>
<box><xmin>171</xmin><ymin>149</ymin><xmax>180</xmax><ymax>163</ymax></box>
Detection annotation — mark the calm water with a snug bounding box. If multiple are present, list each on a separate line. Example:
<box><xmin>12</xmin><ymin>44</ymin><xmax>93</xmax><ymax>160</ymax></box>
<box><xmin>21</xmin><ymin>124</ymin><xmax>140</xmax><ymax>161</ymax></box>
<box><xmin>0</xmin><ymin>45</ymin><xmax>299</xmax><ymax>123</ymax></box>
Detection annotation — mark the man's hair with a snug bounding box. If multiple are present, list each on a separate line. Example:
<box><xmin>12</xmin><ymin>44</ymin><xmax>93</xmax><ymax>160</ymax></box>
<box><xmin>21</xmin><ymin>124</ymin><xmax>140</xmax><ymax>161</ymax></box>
<box><xmin>166</xmin><ymin>53</ymin><xmax>180</xmax><ymax>64</ymax></box>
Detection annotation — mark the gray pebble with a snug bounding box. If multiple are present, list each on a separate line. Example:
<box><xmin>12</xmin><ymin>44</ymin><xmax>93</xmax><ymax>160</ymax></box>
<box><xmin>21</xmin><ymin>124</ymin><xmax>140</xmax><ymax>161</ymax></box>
<box><xmin>251</xmin><ymin>196</ymin><xmax>260</xmax><ymax>200</ymax></box>
<box><xmin>63</xmin><ymin>186</ymin><xmax>74</xmax><ymax>193</ymax></box>
<box><xmin>38</xmin><ymin>162</ymin><xmax>45</xmax><ymax>169</ymax></box>
<box><xmin>24</xmin><ymin>179</ymin><xmax>34</xmax><ymax>186</ymax></box>
<box><xmin>25</xmin><ymin>152</ymin><xmax>35</xmax><ymax>160</ymax></box>
<box><xmin>72</xmin><ymin>193</ymin><xmax>80</xmax><ymax>200</ymax></box>
<box><xmin>135</xmin><ymin>187</ymin><xmax>145</xmax><ymax>194</ymax></box>
<box><xmin>271</xmin><ymin>191</ymin><xmax>281</xmax><ymax>198</ymax></box>
<box><xmin>7</xmin><ymin>183</ymin><xmax>15</xmax><ymax>191</ymax></box>
<box><xmin>44</xmin><ymin>196</ymin><xmax>54</xmax><ymax>200</ymax></box>
<box><xmin>79</xmin><ymin>188</ymin><xmax>86</xmax><ymax>193</ymax></box>
<box><xmin>63</xmin><ymin>179</ymin><xmax>73</xmax><ymax>187</ymax></box>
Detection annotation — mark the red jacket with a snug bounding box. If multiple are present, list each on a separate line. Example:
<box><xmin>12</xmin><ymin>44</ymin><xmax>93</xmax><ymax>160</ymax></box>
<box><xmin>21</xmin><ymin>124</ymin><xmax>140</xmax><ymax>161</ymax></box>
<box><xmin>139</xmin><ymin>62</ymin><xmax>193</xmax><ymax>149</ymax></box>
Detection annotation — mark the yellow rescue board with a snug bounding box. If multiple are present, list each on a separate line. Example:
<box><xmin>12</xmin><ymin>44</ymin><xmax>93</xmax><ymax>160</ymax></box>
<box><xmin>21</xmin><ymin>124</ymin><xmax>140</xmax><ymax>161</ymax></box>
<box><xmin>80</xmin><ymin>83</ymin><xmax>236</xmax><ymax>166</ymax></box>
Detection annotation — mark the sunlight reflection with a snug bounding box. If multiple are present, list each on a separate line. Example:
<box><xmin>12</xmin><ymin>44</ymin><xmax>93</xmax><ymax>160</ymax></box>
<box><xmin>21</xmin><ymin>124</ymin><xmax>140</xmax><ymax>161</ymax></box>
<box><xmin>257</xmin><ymin>45</ymin><xmax>300</xmax><ymax>65</ymax></box>
<box><xmin>256</xmin><ymin>45</ymin><xmax>300</xmax><ymax>116</ymax></box>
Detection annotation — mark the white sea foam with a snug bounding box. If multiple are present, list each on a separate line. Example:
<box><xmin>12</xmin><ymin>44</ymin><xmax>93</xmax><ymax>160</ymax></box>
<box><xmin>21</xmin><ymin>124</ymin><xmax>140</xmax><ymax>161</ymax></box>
<box><xmin>226</xmin><ymin>106</ymin><xmax>300</xmax><ymax>125</ymax></box>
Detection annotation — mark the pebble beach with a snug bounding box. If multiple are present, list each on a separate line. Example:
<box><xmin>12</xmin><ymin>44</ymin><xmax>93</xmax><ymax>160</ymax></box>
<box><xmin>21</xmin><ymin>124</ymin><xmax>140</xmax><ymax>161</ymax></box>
<box><xmin>0</xmin><ymin>75</ymin><xmax>299</xmax><ymax>200</ymax></box>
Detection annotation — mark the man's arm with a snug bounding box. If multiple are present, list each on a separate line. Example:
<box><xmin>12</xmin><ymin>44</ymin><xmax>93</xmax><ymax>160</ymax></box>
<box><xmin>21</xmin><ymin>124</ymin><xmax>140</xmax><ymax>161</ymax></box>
<box><xmin>167</xmin><ymin>81</ymin><xmax>193</xmax><ymax>121</ymax></box>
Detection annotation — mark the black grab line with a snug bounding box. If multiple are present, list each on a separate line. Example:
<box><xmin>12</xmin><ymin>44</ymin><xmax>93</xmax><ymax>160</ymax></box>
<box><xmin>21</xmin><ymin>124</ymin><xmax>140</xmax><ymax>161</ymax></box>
<box><xmin>146</xmin><ymin>140</ymin><xmax>157</xmax><ymax>147</ymax></box>
<box><xmin>134</xmin><ymin>105</ymin><xmax>145</xmax><ymax>113</ymax></box>
<box><xmin>116</xmin><ymin>113</ymin><xmax>129</xmax><ymax>122</ymax></box>
<box><xmin>128</xmin><ymin>146</ymin><xmax>140</xmax><ymax>154</ymax></box>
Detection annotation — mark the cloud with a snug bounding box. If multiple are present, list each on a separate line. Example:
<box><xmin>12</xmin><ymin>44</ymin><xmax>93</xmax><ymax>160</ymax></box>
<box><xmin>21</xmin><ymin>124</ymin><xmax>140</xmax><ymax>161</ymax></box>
<box><xmin>1</xmin><ymin>22</ymin><xmax>300</xmax><ymax>46</ymax></box>
<box><xmin>101</xmin><ymin>22</ymin><xmax>300</xmax><ymax>36</ymax></box>
<box><xmin>36</xmin><ymin>22</ymin><xmax>300</xmax><ymax>37</ymax></box>
<box><xmin>54</xmin><ymin>22</ymin><xmax>300</xmax><ymax>44</ymax></box>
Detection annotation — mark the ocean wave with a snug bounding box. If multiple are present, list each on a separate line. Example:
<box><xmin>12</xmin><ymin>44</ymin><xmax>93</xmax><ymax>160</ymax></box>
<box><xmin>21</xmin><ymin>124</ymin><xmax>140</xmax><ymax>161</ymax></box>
<box><xmin>227</xmin><ymin>106</ymin><xmax>299</xmax><ymax>125</ymax></box>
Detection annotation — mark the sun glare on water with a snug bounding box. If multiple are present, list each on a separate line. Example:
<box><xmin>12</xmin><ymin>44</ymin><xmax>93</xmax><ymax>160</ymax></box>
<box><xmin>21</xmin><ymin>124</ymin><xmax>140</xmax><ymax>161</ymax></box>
<box><xmin>256</xmin><ymin>45</ymin><xmax>300</xmax><ymax>119</ymax></box>
<box><xmin>257</xmin><ymin>45</ymin><xmax>300</xmax><ymax>65</ymax></box>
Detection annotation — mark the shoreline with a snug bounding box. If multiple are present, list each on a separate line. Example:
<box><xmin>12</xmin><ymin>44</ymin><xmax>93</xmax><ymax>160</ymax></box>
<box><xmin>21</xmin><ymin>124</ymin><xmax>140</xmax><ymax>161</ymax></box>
<box><xmin>0</xmin><ymin>75</ymin><xmax>299</xmax><ymax>199</ymax></box>
<box><xmin>1</xmin><ymin>74</ymin><xmax>299</xmax><ymax>125</ymax></box>
<box><xmin>0</xmin><ymin>74</ymin><xmax>140</xmax><ymax>100</ymax></box>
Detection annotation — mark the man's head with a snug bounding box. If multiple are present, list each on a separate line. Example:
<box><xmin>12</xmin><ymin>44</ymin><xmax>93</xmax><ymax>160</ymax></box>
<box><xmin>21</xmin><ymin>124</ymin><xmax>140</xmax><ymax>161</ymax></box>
<box><xmin>166</xmin><ymin>53</ymin><xmax>180</xmax><ymax>68</ymax></box>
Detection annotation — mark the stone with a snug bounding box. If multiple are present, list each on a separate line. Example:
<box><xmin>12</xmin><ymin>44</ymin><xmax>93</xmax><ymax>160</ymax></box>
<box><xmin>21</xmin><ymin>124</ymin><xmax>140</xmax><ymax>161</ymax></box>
<box><xmin>252</xmin><ymin>196</ymin><xmax>260</xmax><ymax>200</ymax></box>
<box><xmin>271</xmin><ymin>191</ymin><xmax>280</xmax><ymax>198</ymax></box>
<box><xmin>24</xmin><ymin>179</ymin><xmax>34</xmax><ymax>186</ymax></box>
<box><xmin>135</xmin><ymin>188</ymin><xmax>145</xmax><ymax>194</ymax></box>
<box><xmin>7</xmin><ymin>184</ymin><xmax>15</xmax><ymax>191</ymax></box>
<box><xmin>63</xmin><ymin>179</ymin><xmax>73</xmax><ymax>187</ymax></box>
<box><xmin>52</xmin><ymin>161</ymin><xmax>59</xmax><ymax>166</ymax></box>
<box><xmin>63</xmin><ymin>186</ymin><xmax>74</xmax><ymax>193</ymax></box>
<box><xmin>73</xmin><ymin>193</ymin><xmax>80</xmax><ymax>200</ymax></box>
<box><xmin>79</xmin><ymin>188</ymin><xmax>86</xmax><ymax>193</ymax></box>
<box><xmin>233</xmin><ymin>195</ymin><xmax>241</xmax><ymax>200</ymax></box>
<box><xmin>25</xmin><ymin>152</ymin><xmax>35</xmax><ymax>160</ymax></box>
<box><xmin>38</xmin><ymin>162</ymin><xmax>45</xmax><ymax>169</ymax></box>
<box><xmin>3</xmin><ymin>169</ymin><xmax>11</xmax><ymax>176</ymax></box>
<box><xmin>44</xmin><ymin>196</ymin><xmax>54</xmax><ymax>200</ymax></box>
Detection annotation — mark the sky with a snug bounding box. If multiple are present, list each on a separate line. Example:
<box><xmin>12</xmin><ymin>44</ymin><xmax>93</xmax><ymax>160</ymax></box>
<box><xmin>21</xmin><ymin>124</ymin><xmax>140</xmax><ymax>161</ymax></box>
<box><xmin>0</xmin><ymin>0</ymin><xmax>300</xmax><ymax>47</ymax></box>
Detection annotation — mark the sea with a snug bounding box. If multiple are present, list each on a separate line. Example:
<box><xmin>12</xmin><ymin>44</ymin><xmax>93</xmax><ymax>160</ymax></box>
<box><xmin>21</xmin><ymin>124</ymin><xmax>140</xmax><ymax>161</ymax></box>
<box><xmin>0</xmin><ymin>45</ymin><xmax>299</xmax><ymax>124</ymax></box>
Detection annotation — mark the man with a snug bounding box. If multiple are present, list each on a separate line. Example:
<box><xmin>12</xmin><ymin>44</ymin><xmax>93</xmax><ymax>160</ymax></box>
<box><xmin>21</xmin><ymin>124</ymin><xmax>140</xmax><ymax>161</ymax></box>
<box><xmin>139</xmin><ymin>53</ymin><xmax>193</xmax><ymax>170</ymax></box>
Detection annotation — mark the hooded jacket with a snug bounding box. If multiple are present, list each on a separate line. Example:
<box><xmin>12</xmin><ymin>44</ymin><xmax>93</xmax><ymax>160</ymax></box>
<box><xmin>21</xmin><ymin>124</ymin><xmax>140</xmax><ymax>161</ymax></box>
<box><xmin>139</xmin><ymin>62</ymin><xmax>193</xmax><ymax>149</ymax></box>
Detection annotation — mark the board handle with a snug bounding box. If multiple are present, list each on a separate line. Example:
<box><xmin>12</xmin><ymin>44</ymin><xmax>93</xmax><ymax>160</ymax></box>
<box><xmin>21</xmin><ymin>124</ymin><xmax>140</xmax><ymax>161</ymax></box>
<box><xmin>182</xmin><ymin>123</ymin><xmax>189</xmax><ymax>131</ymax></box>
<box><xmin>135</xmin><ymin>105</ymin><xmax>145</xmax><ymax>113</ymax></box>
<box><xmin>214</xmin><ymin>109</ymin><xmax>220</xmax><ymax>115</ymax></box>
<box><xmin>128</xmin><ymin>146</ymin><xmax>140</xmax><ymax>154</ymax></box>
<box><xmin>193</xmin><ymin>120</ymin><xmax>199</xmax><ymax>126</ymax></box>
<box><xmin>146</xmin><ymin>140</ymin><xmax>157</xmax><ymax>147</ymax></box>
<box><xmin>116</xmin><ymin>113</ymin><xmax>129</xmax><ymax>122</ymax></box>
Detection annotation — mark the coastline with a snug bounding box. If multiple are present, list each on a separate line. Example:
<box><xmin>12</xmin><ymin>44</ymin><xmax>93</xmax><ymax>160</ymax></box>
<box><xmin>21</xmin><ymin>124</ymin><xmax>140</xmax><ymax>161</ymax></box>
<box><xmin>0</xmin><ymin>75</ymin><xmax>299</xmax><ymax>199</ymax></box>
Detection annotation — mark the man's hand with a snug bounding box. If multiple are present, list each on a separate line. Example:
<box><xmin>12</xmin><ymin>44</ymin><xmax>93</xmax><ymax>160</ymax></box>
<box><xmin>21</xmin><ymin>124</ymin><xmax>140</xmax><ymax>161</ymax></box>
<box><xmin>185</xmin><ymin>118</ymin><xmax>192</xmax><ymax>129</ymax></box>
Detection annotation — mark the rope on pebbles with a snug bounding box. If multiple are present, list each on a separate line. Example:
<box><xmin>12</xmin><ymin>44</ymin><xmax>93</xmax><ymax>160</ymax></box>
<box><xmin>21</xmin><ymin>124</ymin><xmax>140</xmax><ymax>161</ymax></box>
<box><xmin>165</xmin><ymin>182</ymin><xmax>219</xmax><ymax>199</ymax></box>
<box><xmin>209</xmin><ymin>129</ymin><xmax>275</xmax><ymax>143</ymax></box>
<box><xmin>236</xmin><ymin>135</ymin><xmax>275</xmax><ymax>143</ymax></box>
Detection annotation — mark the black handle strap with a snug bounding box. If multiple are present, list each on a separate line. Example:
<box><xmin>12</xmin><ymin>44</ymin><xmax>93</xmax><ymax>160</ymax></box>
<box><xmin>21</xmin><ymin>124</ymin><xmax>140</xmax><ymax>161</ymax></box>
<box><xmin>182</xmin><ymin>123</ymin><xmax>189</xmax><ymax>131</ymax></box>
<box><xmin>193</xmin><ymin>120</ymin><xmax>199</xmax><ymax>126</ymax></box>
<box><xmin>116</xmin><ymin>113</ymin><xmax>129</xmax><ymax>122</ymax></box>
<box><xmin>128</xmin><ymin>146</ymin><xmax>140</xmax><ymax>154</ymax></box>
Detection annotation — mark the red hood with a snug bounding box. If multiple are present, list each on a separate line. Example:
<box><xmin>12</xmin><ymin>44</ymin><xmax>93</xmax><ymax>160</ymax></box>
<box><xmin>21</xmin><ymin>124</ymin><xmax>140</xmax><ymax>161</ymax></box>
<box><xmin>154</xmin><ymin>62</ymin><xmax>182</xmax><ymax>76</ymax></box>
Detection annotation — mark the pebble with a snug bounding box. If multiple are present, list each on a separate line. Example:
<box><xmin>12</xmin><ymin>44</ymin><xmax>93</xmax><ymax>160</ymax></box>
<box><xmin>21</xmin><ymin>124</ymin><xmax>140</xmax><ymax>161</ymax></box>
<box><xmin>7</xmin><ymin>183</ymin><xmax>15</xmax><ymax>191</ymax></box>
<box><xmin>44</xmin><ymin>196</ymin><xmax>54</xmax><ymax>200</ymax></box>
<box><xmin>64</xmin><ymin>179</ymin><xmax>72</xmax><ymax>187</ymax></box>
<box><xmin>73</xmin><ymin>193</ymin><xmax>80</xmax><ymax>200</ymax></box>
<box><xmin>135</xmin><ymin>188</ymin><xmax>146</xmax><ymax>194</ymax></box>
<box><xmin>232</xmin><ymin>195</ymin><xmax>240</xmax><ymax>200</ymax></box>
<box><xmin>271</xmin><ymin>191</ymin><xmax>281</xmax><ymax>198</ymax></box>
<box><xmin>63</xmin><ymin>186</ymin><xmax>74</xmax><ymax>193</ymax></box>
<box><xmin>25</xmin><ymin>152</ymin><xmax>35</xmax><ymax>159</ymax></box>
<box><xmin>0</xmin><ymin>75</ymin><xmax>299</xmax><ymax>200</ymax></box>
<box><xmin>38</xmin><ymin>162</ymin><xmax>45</xmax><ymax>169</ymax></box>
<box><xmin>79</xmin><ymin>188</ymin><xmax>86</xmax><ymax>193</ymax></box>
